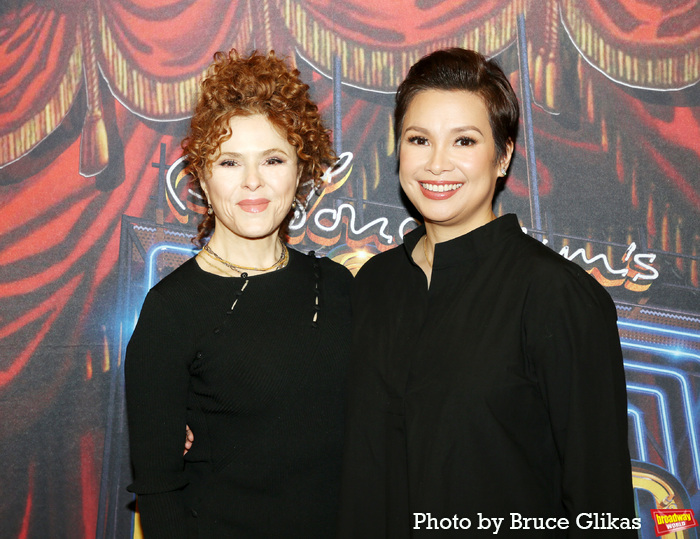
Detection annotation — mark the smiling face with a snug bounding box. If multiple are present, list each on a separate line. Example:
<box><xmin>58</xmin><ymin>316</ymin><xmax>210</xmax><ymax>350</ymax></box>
<box><xmin>399</xmin><ymin>89</ymin><xmax>512</xmax><ymax>239</ymax></box>
<box><xmin>201</xmin><ymin>114</ymin><xmax>300</xmax><ymax>243</ymax></box>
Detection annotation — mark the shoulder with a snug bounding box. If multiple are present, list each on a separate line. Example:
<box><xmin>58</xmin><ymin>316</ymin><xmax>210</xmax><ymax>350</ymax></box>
<box><xmin>513</xmin><ymin>234</ymin><xmax>616</xmax><ymax>317</ymax></box>
<box><xmin>140</xmin><ymin>257</ymin><xmax>202</xmax><ymax>315</ymax></box>
<box><xmin>352</xmin><ymin>245</ymin><xmax>409</xmax><ymax>300</ymax></box>
<box><xmin>289</xmin><ymin>247</ymin><xmax>354</xmax><ymax>289</ymax></box>
<box><xmin>149</xmin><ymin>256</ymin><xmax>200</xmax><ymax>295</ymax></box>
<box><xmin>354</xmin><ymin>244</ymin><xmax>405</xmax><ymax>284</ymax></box>
<box><xmin>128</xmin><ymin>260</ymin><xmax>201</xmax><ymax>348</ymax></box>
<box><xmin>318</xmin><ymin>254</ymin><xmax>354</xmax><ymax>284</ymax></box>
<box><xmin>522</xmin><ymin>235</ymin><xmax>606</xmax><ymax>291</ymax></box>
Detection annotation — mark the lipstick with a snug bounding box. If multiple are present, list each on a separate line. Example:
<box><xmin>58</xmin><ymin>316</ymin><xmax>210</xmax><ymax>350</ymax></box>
<box><xmin>238</xmin><ymin>198</ymin><xmax>270</xmax><ymax>213</ymax></box>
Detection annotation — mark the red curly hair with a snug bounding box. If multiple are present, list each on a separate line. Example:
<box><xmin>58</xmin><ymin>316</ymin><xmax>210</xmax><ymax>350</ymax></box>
<box><xmin>182</xmin><ymin>49</ymin><xmax>336</xmax><ymax>246</ymax></box>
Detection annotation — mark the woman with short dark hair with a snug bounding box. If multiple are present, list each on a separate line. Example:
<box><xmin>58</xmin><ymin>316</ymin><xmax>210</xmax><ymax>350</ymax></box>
<box><xmin>339</xmin><ymin>48</ymin><xmax>636</xmax><ymax>538</ymax></box>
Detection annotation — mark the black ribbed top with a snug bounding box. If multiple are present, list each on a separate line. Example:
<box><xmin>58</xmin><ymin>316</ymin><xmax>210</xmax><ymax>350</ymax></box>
<box><xmin>125</xmin><ymin>249</ymin><xmax>352</xmax><ymax>538</ymax></box>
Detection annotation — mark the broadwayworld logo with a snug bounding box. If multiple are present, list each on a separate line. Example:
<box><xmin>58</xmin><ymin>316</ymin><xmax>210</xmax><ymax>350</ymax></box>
<box><xmin>651</xmin><ymin>509</ymin><xmax>698</xmax><ymax>536</ymax></box>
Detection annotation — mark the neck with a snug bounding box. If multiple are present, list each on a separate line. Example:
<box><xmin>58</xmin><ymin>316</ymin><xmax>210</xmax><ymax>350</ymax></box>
<box><xmin>206</xmin><ymin>231</ymin><xmax>283</xmax><ymax>269</ymax></box>
<box><xmin>424</xmin><ymin>210</ymin><xmax>496</xmax><ymax>247</ymax></box>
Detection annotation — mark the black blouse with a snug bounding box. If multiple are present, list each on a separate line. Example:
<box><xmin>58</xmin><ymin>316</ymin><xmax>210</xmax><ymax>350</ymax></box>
<box><xmin>338</xmin><ymin>214</ymin><xmax>636</xmax><ymax>538</ymax></box>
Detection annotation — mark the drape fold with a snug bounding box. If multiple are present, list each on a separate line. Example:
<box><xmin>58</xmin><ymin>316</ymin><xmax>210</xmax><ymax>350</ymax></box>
<box><xmin>1</xmin><ymin>0</ymin><xmax>698</xmax><ymax>168</ymax></box>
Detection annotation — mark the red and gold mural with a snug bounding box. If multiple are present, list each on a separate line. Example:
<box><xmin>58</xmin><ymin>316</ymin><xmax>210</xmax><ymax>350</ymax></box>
<box><xmin>0</xmin><ymin>1</ymin><xmax>698</xmax><ymax>537</ymax></box>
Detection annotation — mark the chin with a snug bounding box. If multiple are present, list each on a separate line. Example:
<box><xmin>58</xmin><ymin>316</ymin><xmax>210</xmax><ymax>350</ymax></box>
<box><xmin>242</xmin><ymin>230</ymin><xmax>279</xmax><ymax>241</ymax></box>
<box><xmin>417</xmin><ymin>208</ymin><xmax>461</xmax><ymax>224</ymax></box>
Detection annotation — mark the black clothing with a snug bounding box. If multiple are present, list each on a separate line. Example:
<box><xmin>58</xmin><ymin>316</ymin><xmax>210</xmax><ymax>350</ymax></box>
<box><xmin>125</xmin><ymin>249</ymin><xmax>352</xmax><ymax>538</ymax></box>
<box><xmin>339</xmin><ymin>214</ymin><xmax>636</xmax><ymax>538</ymax></box>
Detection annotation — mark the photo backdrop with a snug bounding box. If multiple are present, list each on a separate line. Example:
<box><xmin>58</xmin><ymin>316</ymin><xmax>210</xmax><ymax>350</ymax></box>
<box><xmin>0</xmin><ymin>0</ymin><xmax>698</xmax><ymax>537</ymax></box>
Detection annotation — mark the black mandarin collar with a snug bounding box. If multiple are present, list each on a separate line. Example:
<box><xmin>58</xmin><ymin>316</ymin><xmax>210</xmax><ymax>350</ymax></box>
<box><xmin>402</xmin><ymin>214</ymin><xmax>523</xmax><ymax>270</ymax></box>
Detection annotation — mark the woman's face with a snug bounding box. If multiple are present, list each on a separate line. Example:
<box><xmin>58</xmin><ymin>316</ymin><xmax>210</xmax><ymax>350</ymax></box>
<box><xmin>399</xmin><ymin>89</ymin><xmax>511</xmax><ymax>237</ymax></box>
<box><xmin>201</xmin><ymin>114</ymin><xmax>299</xmax><ymax>242</ymax></box>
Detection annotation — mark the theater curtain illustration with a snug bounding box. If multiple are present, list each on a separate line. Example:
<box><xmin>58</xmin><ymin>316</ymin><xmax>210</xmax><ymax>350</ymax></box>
<box><xmin>0</xmin><ymin>0</ymin><xmax>698</xmax><ymax>537</ymax></box>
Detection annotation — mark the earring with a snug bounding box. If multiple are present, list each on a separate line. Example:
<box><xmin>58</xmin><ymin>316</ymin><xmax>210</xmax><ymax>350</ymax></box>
<box><xmin>207</xmin><ymin>203</ymin><xmax>213</xmax><ymax>215</ymax></box>
<box><xmin>500</xmin><ymin>167</ymin><xmax>507</xmax><ymax>177</ymax></box>
<box><xmin>291</xmin><ymin>199</ymin><xmax>298</xmax><ymax>211</ymax></box>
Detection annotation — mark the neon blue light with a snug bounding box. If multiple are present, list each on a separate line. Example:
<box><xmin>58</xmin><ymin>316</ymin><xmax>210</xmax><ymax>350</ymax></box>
<box><xmin>620</xmin><ymin>339</ymin><xmax>700</xmax><ymax>364</ymax></box>
<box><xmin>625</xmin><ymin>383</ymin><xmax>675</xmax><ymax>476</ymax></box>
<box><xmin>146</xmin><ymin>243</ymin><xmax>198</xmax><ymax>290</ymax></box>
<box><xmin>624</xmin><ymin>359</ymin><xmax>700</xmax><ymax>486</ymax></box>
<box><xmin>627</xmin><ymin>406</ymin><xmax>647</xmax><ymax>462</ymax></box>
<box><xmin>618</xmin><ymin>318</ymin><xmax>700</xmax><ymax>341</ymax></box>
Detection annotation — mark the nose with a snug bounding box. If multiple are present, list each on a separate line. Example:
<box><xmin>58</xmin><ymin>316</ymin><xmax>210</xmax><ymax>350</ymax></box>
<box><xmin>242</xmin><ymin>167</ymin><xmax>263</xmax><ymax>190</ymax></box>
<box><xmin>425</xmin><ymin>144</ymin><xmax>454</xmax><ymax>175</ymax></box>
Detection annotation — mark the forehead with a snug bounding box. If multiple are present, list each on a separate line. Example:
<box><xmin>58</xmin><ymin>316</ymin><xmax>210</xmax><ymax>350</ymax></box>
<box><xmin>403</xmin><ymin>89</ymin><xmax>490</xmax><ymax>130</ymax></box>
<box><xmin>220</xmin><ymin>113</ymin><xmax>293</xmax><ymax>149</ymax></box>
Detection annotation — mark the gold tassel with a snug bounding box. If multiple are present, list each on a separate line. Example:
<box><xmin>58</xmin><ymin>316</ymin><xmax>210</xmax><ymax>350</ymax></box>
<box><xmin>615</xmin><ymin>133</ymin><xmax>624</xmax><ymax>183</ymax></box>
<box><xmin>661</xmin><ymin>204</ymin><xmax>670</xmax><ymax>252</ymax></box>
<box><xmin>79</xmin><ymin>9</ymin><xmax>109</xmax><ymax>177</ymax></box>
<box><xmin>536</xmin><ymin>0</ymin><xmax>560</xmax><ymax>111</ymax></box>
<box><xmin>601</xmin><ymin>116</ymin><xmax>608</xmax><ymax>152</ymax></box>
<box><xmin>86</xmin><ymin>351</ymin><xmax>93</xmax><ymax>381</ymax></box>
<box><xmin>387</xmin><ymin>112</ymin><xmax>395</xmax><ymax>157</ymax></box>
<box><xmin>102</xmin><ymin>327</ymin><xmax>110</xmax><ymax>373</ymax></box>
<box><xmin>544</xmin><ymin>50</ymin><xmax>558</xmax><ymax>110</ymax></box>
<box><xmin>675</xmin><ymin>218</ymin><xmax>683</xmax><ymax>272</ymax></box>
<box><xmin>586</xmin><ymin>77</ymin><xmax>595</xmax><ymax>124</ymax></box>
<box><xmin>586</xmin><ymin>228</ymin><xmax>593</xmax><ymax>260</ymax></box>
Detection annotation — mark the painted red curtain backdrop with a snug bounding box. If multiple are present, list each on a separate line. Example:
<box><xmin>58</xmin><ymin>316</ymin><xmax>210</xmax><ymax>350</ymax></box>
<box><xmin>273</xmin><ymin>0</ymin><xmax>526</xmax><ymax>91</ymax></box>
<box><xmin>0</xmin><ymin>4</ymin><xmax>81</xmax><ymax>167</ymax></box>
<box><xmin>0</xmin><ymin>0</ymin><xmax>251</xmax><ymax>174</ymax></box>
<box><xmin>303</xmin><ymin>0</ymin><xmax>516</xmax><ymax>45</ymax></box>
<box><xmin>561</xmin><ymin>0</ymin><xmax>700</xmax><ymax>89</ymax></box>
<box><xmin>0</xmin><ymin>1</ymin><xmax>698</xmax><ymax>538</ymax></box>
<box><xmin>2</xmin><ymin>0</ymin><xmax>697</xmax><ymax>168</ymax></box>
<box><xmin>101</xmin><ymin>0</ymin><xmax>244</xmax><ymax>79</ymax></box>
<box><xmin>98</xmin><ymin>0</ymin><xmax>252</xmax><ymax>119</ymax></box>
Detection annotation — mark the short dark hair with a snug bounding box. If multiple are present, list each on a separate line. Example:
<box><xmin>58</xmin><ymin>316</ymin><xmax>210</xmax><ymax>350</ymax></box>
<box><xmin>394</xmin><ymin>48</ymin><xmax>519</xmax><ymax>164</ymax></box>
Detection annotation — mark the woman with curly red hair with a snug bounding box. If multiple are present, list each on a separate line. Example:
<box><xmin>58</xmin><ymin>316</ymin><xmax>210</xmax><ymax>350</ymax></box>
<box><xmin>125</xmin><ymin>49</ymin><xmax>352</xmax><ymax>538</ymax></box>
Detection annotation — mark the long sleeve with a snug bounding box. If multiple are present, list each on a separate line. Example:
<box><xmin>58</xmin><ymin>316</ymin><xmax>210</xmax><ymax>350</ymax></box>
<box><xmin>524</xmin><ymin>269</ymin><xmax>637</xmax><ymax>536</ymax></box>
<box><xmin>125</xmin><ymin>288</ymin><xmax>194</xmax><ymax>539</ymax></box>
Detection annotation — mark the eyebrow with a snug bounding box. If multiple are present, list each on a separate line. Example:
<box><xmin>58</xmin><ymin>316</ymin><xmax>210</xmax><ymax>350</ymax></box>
<box><xmin>404</xmin><ymin>125</ymin><xmax>484</xmax><ymax>136</ymax></box>
<box><xmin>217</xmin><ymin>148</ymin><xmax>292</xmax><ymax>159</ymax></box>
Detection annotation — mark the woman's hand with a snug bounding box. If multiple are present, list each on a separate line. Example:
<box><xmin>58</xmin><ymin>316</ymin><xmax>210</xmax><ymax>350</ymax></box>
<box><xmin>184</xmin><ymin>425</ymin><xmax>194</xmax><ymax>455</ymax></box>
